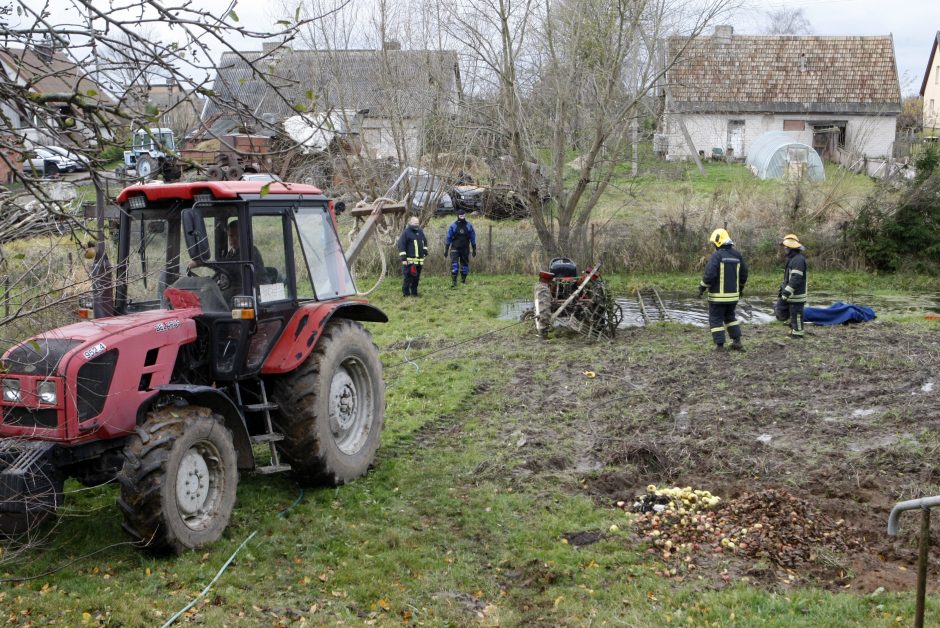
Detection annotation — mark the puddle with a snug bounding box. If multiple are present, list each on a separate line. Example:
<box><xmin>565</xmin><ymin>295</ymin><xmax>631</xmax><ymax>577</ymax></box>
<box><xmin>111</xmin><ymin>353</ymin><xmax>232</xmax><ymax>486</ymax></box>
<box><xmin>499</xmin><ymin>290</ymin><xmax>940</xmax><ymax>328</ymax></box>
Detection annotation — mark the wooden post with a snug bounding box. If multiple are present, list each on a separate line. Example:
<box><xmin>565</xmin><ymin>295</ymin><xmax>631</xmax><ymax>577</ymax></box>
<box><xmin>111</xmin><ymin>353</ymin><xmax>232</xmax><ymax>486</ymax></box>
<box><xmin>3</xmin><ymin>276</ymin><xmax>9</xmax><ymax>318</ymax></box>
<box><xmin>487</xmin><ymin>224</ymin><xmax>493</xmax><ymax>259</ymax></box>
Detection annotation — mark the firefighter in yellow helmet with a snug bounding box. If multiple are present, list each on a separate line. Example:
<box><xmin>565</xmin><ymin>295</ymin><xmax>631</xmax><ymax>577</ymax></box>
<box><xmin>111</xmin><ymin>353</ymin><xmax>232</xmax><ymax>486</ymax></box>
<box><xmin>698</xmin><ymin>228</ymin><xmax>748</xmax><ymax>351</ymax></box>
<box><xmin>775</xmin><ymin>233</ymin><xmax>807</xmax><ymax>338</ymax></box>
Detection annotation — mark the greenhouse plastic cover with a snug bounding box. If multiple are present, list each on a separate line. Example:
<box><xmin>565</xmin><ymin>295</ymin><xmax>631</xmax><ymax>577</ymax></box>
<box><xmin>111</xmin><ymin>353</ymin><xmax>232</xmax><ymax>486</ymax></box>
<box><xmin>745</xmin><ymin>131</ymin><xmax>825</xmax><ymax>182</ymax></box>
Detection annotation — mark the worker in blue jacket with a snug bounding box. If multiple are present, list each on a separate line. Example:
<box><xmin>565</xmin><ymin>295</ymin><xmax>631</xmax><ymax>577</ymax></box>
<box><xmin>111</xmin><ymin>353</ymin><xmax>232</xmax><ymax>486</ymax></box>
<box><xmin>698</xmin><ymin>228</ymin><xmax>748</xmax><ymax>351</ymax></box>
<box><xmin>444</xmin><ymin>209</ymin><xmax>477</xmax><ymax>287</ymax></box>
<box><xmin>775</xmin><ymin>233</ymin><xmax>808</xmax><ymax>338</ymax></box>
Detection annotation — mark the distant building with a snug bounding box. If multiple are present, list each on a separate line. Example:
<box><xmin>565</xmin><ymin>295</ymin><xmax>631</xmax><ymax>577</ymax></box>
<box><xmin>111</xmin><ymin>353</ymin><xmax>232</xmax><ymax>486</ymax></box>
<box><xmin>0</xmin><ymin>43</ymin><xmax>116</xmax><ymax>146</ymax></box>
<box><xmin>920</xmin><ymin>31</ymin><xmax>940</xmax><ymax>138</ymax></box>
<box><xmin>661</xmin><ymin>27</ymin><xmax>901</xmax><ymax>162</ymax></box>
<box><xmin>203</xmin><ymin>43</ymin><xmax>460</xmax><ymax>160</ymax></box>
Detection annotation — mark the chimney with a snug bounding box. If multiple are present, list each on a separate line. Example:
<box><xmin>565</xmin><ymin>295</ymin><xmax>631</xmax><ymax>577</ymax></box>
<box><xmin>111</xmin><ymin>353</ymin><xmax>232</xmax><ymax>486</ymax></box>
<box><xmin>382</xmin><ymin>40</ymin><xmax>401</xmax><ymax>51</ymax></box>
<box><xmin>34</xmin><ymin>38</ymin><xmax>55</xmax><ymax>63</ymax></box>
<box><xmin>713</xmin><ymin>25</ymin><xmax>733</xmax><ymax>45</ymax></box>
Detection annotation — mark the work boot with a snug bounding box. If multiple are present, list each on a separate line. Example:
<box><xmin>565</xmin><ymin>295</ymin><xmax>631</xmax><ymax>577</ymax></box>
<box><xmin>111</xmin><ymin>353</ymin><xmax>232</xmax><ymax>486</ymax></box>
<box><xmin>714</xmin><ymin>344</ymin><xmax>725</xmax><ymax>352</ymax></box>
<box><xmin>788</xmin><ymin>332</ymin><xmax>803</xmax><ymax>340</ymax></box>
<box><xmin>730</xmin><ymin>339</ymin><xmax>745</xmax><ymax>352</ymax></box>
<box><xmin>461</xmin><ymin>274</ymin><xmax>467</xmax><ymax>284</ymax></box>
<box><xmin>451</xmin><ymin>274</ymin><xmax>457</xmax><ymax>288</ymax></box>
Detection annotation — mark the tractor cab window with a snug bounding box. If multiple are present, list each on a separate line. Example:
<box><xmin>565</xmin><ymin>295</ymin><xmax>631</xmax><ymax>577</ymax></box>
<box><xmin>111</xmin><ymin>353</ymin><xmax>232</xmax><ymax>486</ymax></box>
<box><xmin>250</xmin><ymin>214</ymin><xmax>290</xmax><ymax>304</ymax></box>
<box><xmin>124</xmin><ymin>210</ymin><xmax>180</xmax><ymax>310</ymax></box>
<box><xmin>292</xmin><ymin>206</ymin><xmax>355</xmax><ymax>300</ymax></box>
<box><xmin>181</xmin><ymin>206</ymin><xmax>254</xmax><ymax>309</ymax></box>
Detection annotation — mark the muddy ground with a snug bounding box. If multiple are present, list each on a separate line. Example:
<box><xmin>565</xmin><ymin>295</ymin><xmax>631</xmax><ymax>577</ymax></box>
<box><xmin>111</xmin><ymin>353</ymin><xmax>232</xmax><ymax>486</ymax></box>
<box><xmin>475</xmin><ymin>320</ymin><xmax>940</xmax><ymax>593</ymax></box>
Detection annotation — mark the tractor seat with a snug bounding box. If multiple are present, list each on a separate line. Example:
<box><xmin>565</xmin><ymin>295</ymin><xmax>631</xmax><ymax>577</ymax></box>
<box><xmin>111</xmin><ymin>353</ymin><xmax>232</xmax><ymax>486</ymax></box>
<box><xmin>549</xmin><ymin>257</ymin><xmax>577</xmax><ymax>278</ymax></box>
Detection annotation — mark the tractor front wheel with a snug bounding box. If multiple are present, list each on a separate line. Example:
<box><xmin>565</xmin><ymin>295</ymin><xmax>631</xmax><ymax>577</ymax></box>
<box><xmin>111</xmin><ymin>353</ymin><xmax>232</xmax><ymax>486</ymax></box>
<box><xmin>136</xmin><ymin>156</ymin><xmax>156</xmax><ymax>179</ymax></box>
<box><xmin>118</xmin><ymin>405</ymin><xmax>238</xmax><ymax>554</ymax></box>
<box><xmin>271</xmin><ymin>319</ymin><xmax>384</xmax><ymax>486</ymax></box>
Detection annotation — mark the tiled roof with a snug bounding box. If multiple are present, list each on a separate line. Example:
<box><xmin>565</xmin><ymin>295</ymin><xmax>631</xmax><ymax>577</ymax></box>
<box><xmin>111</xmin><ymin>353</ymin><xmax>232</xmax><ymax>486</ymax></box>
<box><xmin>666</xmin><ymin>35</ymin><xmax>901</xmax><ymax>114</ymax></box>
<box><xmin>0</xmin><ymin>47</ymin><xmax>113</xmax><ymax>103</ymax></box>
<box><xmin>204</xmin><ymin>48</ymin><xmax>459</xmax><ymax>121</ymax></box>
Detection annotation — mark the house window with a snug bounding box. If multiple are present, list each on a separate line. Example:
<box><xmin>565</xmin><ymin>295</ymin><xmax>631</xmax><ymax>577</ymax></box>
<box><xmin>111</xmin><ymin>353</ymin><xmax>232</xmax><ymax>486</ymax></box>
<box><xmin>783</xmin><ymin>120</ymin><xmax>805</xmax><ymax>131</ymax></box>
<box><xmin>930</xmin><ymin>99</ymin><xmax>935</xmax><ymax>115</ymax></box>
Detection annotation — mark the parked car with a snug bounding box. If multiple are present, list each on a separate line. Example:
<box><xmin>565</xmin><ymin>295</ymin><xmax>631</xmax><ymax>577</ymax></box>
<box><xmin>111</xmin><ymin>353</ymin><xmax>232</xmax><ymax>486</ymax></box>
<box><xmin>450</xmin><ymin>183</ymin><xmax>485</xmax><ymax>213</ymax></box>
<box><xmin>40</xmin><ymin>146</ymin><xmax>90</xmax><ymax>171</ymax></box>
<box><xmin>22</xmin><ymin>148</ymin><xmax>77</xmax><ymax>177</ymax></box>
<box><xmin>387</xmin><ymin>167</ymin><xmax>454</xmax><ymax>214</ymax></box>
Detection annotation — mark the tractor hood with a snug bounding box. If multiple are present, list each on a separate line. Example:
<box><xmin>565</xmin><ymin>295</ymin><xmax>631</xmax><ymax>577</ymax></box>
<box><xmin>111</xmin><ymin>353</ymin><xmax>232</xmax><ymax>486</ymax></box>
<box><xmin>2</xmin><ymin>308</ymin><xmax>201</xmax><ymax>376</ymax></box>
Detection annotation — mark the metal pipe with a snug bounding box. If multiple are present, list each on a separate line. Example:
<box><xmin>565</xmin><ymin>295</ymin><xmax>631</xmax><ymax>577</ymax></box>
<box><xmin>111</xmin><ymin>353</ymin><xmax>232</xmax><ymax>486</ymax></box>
<box><xmin>888</xmin><ymin>496</ymin><xmax>940</xmax><ymax>535</ymax></box>
<box><xmin>917</xmin><ymin>508</ymin><xmax>930</xmax><ymax>628</ymax></box>
<box><xmin>888</xmin><ymin>495</ymin><xmax>940</xmax><ymax>628</ymax></box>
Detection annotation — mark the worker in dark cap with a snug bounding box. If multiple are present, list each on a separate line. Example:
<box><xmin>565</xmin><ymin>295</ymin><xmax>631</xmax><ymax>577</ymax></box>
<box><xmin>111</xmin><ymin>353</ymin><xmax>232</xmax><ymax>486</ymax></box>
<box><xmin>444</xmin><ymin>209</ymin><xmax>477</xmax><ymax>287</ymax></box>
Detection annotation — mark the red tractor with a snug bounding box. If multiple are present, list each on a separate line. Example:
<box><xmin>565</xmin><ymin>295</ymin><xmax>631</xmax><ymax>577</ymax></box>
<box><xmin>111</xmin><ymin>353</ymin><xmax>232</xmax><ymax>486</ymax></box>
<box><xmin>532</xmin><ymin>257</ymin><xmax>622</xmax><ymax>339</ymax></box>
<box><xmin>0</xmin><ymin>181</ymin><xmax>386</xmax><ymax>554</ymax></box>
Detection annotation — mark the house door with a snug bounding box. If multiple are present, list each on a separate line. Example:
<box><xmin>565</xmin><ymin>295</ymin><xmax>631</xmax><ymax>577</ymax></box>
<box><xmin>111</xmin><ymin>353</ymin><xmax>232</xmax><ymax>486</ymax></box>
<box><xmin>727</xmin><ymin>120</ymin><xmax>745</xmax><ymax>160</ymax></box>
<box><xmin>812</xmin><ymin>124</ymin><xmax>845</xmax><ymax>160</ymax></box>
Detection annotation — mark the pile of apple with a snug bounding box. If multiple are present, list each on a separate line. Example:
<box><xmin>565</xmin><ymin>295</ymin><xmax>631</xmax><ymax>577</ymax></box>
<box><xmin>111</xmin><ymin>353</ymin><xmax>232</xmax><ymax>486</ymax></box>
<box><xmin>618</xmin><ymin>486</ymin><xmax>861</xmax><ymax>576</ymax></box>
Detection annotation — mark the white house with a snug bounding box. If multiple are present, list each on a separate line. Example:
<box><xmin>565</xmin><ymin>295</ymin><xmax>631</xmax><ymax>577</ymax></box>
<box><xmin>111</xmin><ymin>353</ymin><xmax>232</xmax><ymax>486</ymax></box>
<box><xmin>661</xmin><ymin>27</ymin><xmax>901</xmax><ymax>162</ymax></box>
<box><xmin>920</xmin><ymin>31</ymin><xmax>940</xmax><ymax>137</ymax></box>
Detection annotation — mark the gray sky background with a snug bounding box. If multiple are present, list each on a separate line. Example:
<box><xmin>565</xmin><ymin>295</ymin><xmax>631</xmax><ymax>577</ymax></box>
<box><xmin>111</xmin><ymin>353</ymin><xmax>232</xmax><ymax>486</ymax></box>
<box><xmin>14</xmin><ymin>0</ymin><xmax>940</xmax><ymax>96</ymax></box>
<box><xmin>209</xmin><ymin>0</ymin><xmax>940</xmax><ymax>96</ymax></box>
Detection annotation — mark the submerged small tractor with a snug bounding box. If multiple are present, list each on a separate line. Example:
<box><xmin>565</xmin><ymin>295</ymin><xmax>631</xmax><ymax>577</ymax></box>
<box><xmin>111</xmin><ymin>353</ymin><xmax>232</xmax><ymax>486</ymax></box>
<box><xmin>531</xmin><ymin>257</ymin><xmax>622</xmax><ymax>339</ymax></box>
<box><xmin>0</xmin><ymin>181</ymin><xmax>387</xmax><ymax>554</ymax></box>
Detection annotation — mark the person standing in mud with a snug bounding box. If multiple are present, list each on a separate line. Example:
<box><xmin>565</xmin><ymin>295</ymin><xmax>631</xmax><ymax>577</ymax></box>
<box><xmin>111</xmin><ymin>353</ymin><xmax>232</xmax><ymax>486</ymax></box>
<box><xmin>444</xmin><ymin>209</ymin><xmax>477</xmax><ymax>288</ymax></box>
<box><xmin>698</xmin><ymin>228</ymin><xmax>748</xmax><ymax>351</ymax></box>
<box><xmin>775</xmin><ymin>233</ymin><xmax>808</xmax><ymax>339</ymax></box>
<box><xmin>398</xmin><ymin>216</ymin><xmax>428</xmax><ymax>297</ymax></box>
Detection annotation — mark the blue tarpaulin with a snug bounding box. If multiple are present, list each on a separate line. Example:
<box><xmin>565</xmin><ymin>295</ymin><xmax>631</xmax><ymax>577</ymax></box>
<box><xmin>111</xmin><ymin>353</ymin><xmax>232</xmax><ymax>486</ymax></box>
<box><xmin>804</xmin><ymin>302</ymin><xmax>876</xmax><ymax>325</ymax></box>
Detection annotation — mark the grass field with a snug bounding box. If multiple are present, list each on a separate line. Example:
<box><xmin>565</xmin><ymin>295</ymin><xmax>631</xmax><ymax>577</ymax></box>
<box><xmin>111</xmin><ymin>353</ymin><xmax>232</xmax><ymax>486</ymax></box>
<box><xmin>2</xmin><ymin>272</ymin><xmax>939</xmax><ymax>626</ymax></box>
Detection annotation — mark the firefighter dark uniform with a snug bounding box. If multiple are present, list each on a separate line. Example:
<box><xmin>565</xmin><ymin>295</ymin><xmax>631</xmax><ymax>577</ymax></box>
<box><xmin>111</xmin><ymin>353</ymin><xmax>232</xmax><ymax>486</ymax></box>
<box><xmin>398</xmin><ymin>218</ymin><xmax>428</xmax><ymax>297</ymax></box>
<box><xmin>698</xmin><ymin>228</ymin><xmax>748</xmax><ymax>351</ymax></box>
<box><xmin>444</xmin><ymin>209</ymin><xmax>477</xmax><ymax>287</ymax></box>
<box><xmin>775</xmin><ymin>233</ymin><xmax>808</xmax><ymax>338</ymax></box>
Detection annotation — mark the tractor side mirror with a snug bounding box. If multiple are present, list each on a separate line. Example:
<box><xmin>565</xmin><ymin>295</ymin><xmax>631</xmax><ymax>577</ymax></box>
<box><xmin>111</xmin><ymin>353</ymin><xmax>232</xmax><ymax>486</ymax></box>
<box><xmin>182</xmin><ymin>207</ymin><xmax>210</xmax><ymax>263</ymax></box>
<box><xmin>334</xmin><ymin>201</ymin><xmax>346</xmax><ymax>215</ymax></box>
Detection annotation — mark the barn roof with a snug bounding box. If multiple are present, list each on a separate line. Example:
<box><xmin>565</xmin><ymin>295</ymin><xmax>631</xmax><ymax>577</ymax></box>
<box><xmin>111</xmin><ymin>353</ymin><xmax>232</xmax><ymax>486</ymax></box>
<box><xmin>203</xmin><ymin>48</ymin><xmax>459</xmax><ymax>121</ymax></box>
<box><xmin>666</xmin><ymin>33</ymin><xmax>901</xmax><ymax>115</ymax></box>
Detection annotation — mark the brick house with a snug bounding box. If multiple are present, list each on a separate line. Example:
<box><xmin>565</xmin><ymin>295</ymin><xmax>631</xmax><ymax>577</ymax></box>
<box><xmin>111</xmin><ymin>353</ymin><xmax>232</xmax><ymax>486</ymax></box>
<box><xmin>661</xmin><ymin>26</ymin><xmax>901</xmax><ymax>162</ymax></box>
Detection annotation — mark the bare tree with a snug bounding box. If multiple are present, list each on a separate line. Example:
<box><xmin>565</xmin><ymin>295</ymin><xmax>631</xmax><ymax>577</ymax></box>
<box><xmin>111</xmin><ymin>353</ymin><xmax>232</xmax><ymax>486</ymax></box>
<box><xmin>761</xmin><ymin>7</ymin><xmax>813</xmax><ymax>36</ymax></box>
<box><xmin>441</xmin><ymin>0</ymin><xmax>735</xmax><ymax>258</ymax></box>
<box><xmin>0</xmin><ymin>1</ymin><xmax>322</xmax><ymax>336</ymax></box>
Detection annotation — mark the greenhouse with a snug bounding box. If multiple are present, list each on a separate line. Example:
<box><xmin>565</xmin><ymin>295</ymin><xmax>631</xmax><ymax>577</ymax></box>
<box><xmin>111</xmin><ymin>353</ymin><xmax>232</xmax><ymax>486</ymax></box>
<box><xmin>745</xmin><ymin>131</ymin><xmax>825</xmax><ymax>182</ymax></box>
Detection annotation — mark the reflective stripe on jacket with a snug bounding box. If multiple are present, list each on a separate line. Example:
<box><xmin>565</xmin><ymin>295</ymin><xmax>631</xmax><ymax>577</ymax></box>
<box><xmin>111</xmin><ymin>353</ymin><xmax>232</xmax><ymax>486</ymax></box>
<box><xmin>398</xmin><ymin>225</ymin><xmax>428</xmax><ymax>265</ymax></box>
<box><xmin>700</xmin><ymin>245</ymin><xmax>748</xmax><ymax>303</ymax></box>
<box><xmin>781</xmin><ymin>250</ymin><xmax>807</xmax><ymax>303</ymax></box>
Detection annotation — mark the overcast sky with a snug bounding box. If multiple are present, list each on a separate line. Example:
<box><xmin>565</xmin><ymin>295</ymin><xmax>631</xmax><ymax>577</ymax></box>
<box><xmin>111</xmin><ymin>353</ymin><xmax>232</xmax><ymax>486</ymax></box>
<box><xmin>200</xmin><ymin>0</ymin><xmax>940</xmax><ymax>96</ymax></box>
<box><xmin>11</xmin><ymin>0</ymin><xmax>940</xmax><ymax>96</ymax></box>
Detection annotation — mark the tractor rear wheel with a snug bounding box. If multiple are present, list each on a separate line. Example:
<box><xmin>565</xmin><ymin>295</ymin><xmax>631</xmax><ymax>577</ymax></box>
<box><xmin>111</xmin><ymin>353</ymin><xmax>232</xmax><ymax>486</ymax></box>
<box><xmin>534</xmin><ymin>283</ymin><xmax>552</xmax><ymax>337</ymax></box>
<box><xmin>271</xmin><ymin>319</ymin><xmax>384</xmax><ymax>486</ymax></box>
<box><xmin>118</xmin><ymin>405</ymin><xmax>238</xmax><ymax>554</ymax></box>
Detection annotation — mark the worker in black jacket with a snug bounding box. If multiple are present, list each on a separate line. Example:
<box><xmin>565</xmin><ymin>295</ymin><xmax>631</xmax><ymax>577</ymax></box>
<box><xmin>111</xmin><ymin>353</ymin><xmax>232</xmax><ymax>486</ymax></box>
<box><xmin>775</xmin><ymin>233</ymin><xmax>808</xmax><ymax>339</ymax></box>
<box><xmin>398</xmin><ymin>216</ymin><xmax>428</xmax><ymax>297</ymax></box>
<box><xmin>698</xmin><ymin>228</ymin><xmax>748</xmax><ymax>351</ymax></box>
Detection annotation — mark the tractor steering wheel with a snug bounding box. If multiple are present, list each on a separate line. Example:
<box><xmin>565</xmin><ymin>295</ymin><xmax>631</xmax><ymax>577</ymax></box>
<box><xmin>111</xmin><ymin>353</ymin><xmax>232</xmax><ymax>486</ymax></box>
<box><xmin>187</xmin><ymin>261</ymin><xmax>234</xmax><ymax>292</ymax></box>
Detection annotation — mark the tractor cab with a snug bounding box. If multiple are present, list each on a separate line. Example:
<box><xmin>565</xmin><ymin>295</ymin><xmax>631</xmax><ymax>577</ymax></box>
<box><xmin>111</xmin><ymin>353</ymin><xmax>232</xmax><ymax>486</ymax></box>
<box><xmin>111</xmin><ymin>181</ymin><xmax>366</xmax><ymax>381</ymax></box>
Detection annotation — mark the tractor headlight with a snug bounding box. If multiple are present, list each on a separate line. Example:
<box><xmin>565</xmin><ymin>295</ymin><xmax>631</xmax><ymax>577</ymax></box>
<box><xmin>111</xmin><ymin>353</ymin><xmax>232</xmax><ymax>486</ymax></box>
<box><xmin>2</xmin><ymin>379</ymin><xmax>21</xmax><ymax>402</ymax></box>
<box><xmin>128</xmin><ymin>194</ymin><xmax>147</xmax><ymax>209</ymax></box>
<box><xmin>37</xmin><ymin>381</ymin><xmax>57</xmax><ymax>405</ymax></box>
